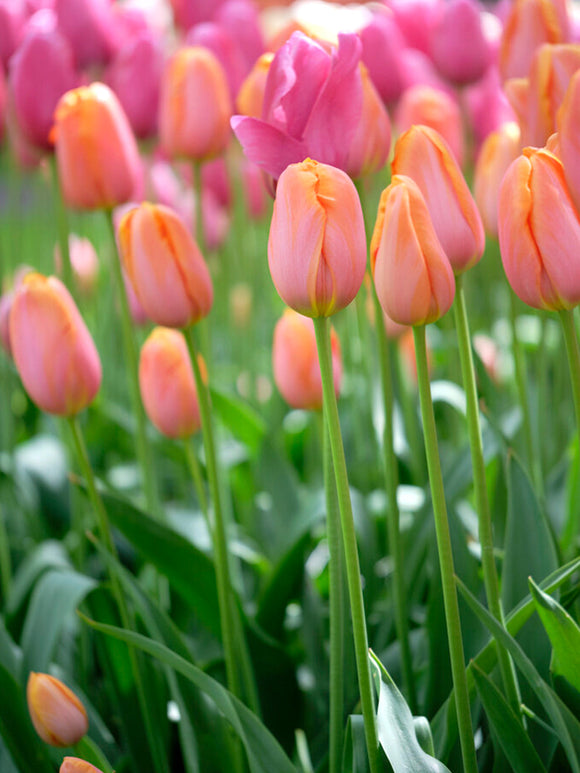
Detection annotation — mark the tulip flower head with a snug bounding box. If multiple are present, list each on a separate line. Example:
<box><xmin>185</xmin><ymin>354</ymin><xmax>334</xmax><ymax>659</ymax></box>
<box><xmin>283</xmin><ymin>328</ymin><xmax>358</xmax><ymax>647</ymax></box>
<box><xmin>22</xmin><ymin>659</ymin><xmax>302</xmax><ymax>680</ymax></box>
<box><xmin>345</xmin><ymin>63</ymin><xmax>391</xmax><ymax>178</ymax></box>
<box><xmin>557</xmin><ymin>68</ymin><xmax>580</xmax><ymax>214</ymax></box>
<box><xmin>27</xmin><ymin>672</ymin><xmax>88</xmax><ymax>747</ymax></box>
<box><xmin>119</xmin><ymin>202</ymin><xmax>214</xmax><ymax>328</ymax></box>
<box><xmin>273</xmin><ymin>309</ymin><xmax>342</xmax><ymax>410</ymax></box>
<box><xmin>474</xmin><ymin>121</ymin><xmax>521</xmax><ymax>238</ymax></box>
<box><xmin>371</xmin><ymin>175</ymin><xmax>456</xmax><ymax>326</ymax></box>
<box><xmin>268</xmin><ymin>158</ymin><xmax>366</xmax><ymax>317</ymax></box>
<box><xmin>498</xmin><ymin>146</ymin><xmax>580</xmax><ymax>311</ymax></box>
<box><xmin>10</xmin><ymin>273</ymin><xmax>101</xmax><ymax>416</ymax></box>
<box><xmin>60</xmin><ymin>759</ymin><xmax>103</xmax><ymax>773</ymax></box>
<box><xmin>429</xmin><ymin>0</ymin><xmax>492</xmax><ymax>85</ymax></box>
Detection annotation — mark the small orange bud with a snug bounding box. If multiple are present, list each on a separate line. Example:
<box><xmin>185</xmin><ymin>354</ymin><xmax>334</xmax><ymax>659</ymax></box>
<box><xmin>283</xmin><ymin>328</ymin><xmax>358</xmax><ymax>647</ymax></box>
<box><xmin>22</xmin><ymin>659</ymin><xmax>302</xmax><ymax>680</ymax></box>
<box><xmin>60</xmin><ymin>758</ymin><xmax>103</xmax><ymax>773</ymax></box>
<box><xmin>27</xmin><ymin>673</ymin><xmax>88</xmax><ymax>747</ymax></box>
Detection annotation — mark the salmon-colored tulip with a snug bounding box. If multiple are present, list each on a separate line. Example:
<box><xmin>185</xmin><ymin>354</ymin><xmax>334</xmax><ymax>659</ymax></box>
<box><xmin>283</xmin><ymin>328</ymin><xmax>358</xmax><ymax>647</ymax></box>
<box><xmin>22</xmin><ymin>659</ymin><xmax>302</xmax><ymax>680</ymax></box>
<box><xmin>60</xmin><ymin>759</ymin><xmax>103</xmax><ymax>773</ymax></box>
<box><xmin>10</xmin><ymin>273</ymin><xmax>101</xmax><ymax>416</ymax></box>
<box><xmin>557</xmin><ymin>69</ymin><xmax>580</xmax><ymax>214</ymax></box>
<box><xmin>119</xmin><ymin>202</ymin><xmax>213</xmax><ymax>328</ymax></box>
<box><xmin>268</xmin><ymin>158</ymin><xmax>366</xmax><ymax>317</ymax></box>
<box><xmin>371</xmin><ymin>175</ymin><xmax>455</xmax><ymax>326</ymax></box>
<box><xmin>54</xmin><ymin>234</ymin><xmax>99</xmax><ymax>296</ymax></box>
<box><xmin>52</xmin><ymin>82</ymin><xmax>141</xmax><ymax>210</ymax></box>
<box><xmin>498</xmin><ymin>146</ymin><xmax>580</xmax><ymax>310</ymax></box>
<box><xmin>273</xmin><ymin>309</ymin><xmax>342</xmax><ymax>410</ymax></box>
<box><xmin>474</xmin><ymin>122</ymin><xmax>521</xmax><ymax>238</ymax></box>
<box><xmin>345</xmin><ymin>63</ymin><xmax>391</xmax><ymax>179</ymax></box>
<box><xmin>235</xmin><ymin>52</ymin><xmax>273</xmax><ymax>118</ymax></box>
<box><xmin>159</xmin><ymin>46</ymin><xmax>232</xmax><ymax>162</ymax></box>
<box><xmin>392</xmin><ymin>125</ymin><xmax>485</xmax><ymax>273</ymax></box>
<box><xmin>139</xmin><ymin>327</ymin><xmax>203</xmax><ymax>438</ymax></box>
<box><xmin>27</xmin><ymin>673</ymin><xmax>88</xmax><ymax>747</ymax></box>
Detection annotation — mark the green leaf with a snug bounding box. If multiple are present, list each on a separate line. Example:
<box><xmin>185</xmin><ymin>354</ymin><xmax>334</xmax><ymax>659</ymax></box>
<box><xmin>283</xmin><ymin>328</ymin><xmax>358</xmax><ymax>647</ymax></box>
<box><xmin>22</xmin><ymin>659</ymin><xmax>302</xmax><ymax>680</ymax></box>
<box><xmin>210</xmin><ymin>387</ymin><xmax>267</xmax><ymax>454</ymax></box>
<box><xmin>471</xmin><ymin>663</ymin><xmax>546</xmax><ymax>773</ymax></box>
<box><xmin>370</xmin><ymin>651</ymin><xmax>451</xmax><ymax>772</ymax></box>
<box><xmin>342</xmin><ymin>715</ymin><xmax>371</xmax><ymax>773</ymax></box>
<box><xmin>6</xmin><ymin>540</ymin><xmax>70</xmax><ymax>616</ymax></box>
<box><xmin>81</xmin><ymin>615</ymin><xmax>298</xmax><ymax>773</ymax></box>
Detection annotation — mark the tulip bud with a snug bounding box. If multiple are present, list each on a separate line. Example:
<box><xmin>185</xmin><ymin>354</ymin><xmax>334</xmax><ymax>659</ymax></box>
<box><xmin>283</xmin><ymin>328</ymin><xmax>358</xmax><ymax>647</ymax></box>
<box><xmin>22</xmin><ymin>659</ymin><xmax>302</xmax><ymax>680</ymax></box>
<box><xmin>10</xmin><ymin>273</ymin><xmax>101</xmax><ymax>416</ymax></box>
<box><xmin>55</xmin><ymin>0</ymin><xmax>116</xmax><ymax>69</ymax></box>
<box><xmin>54</xmin><ymin>234</ymin><xmax>99</xmax><ymax>296</ymax></box>
<box><xmin>371</xmin><ymin>175</ymin><xmax>456</xmax><ymax>326</ymax></box>
<box><xmin>273</xmin><ymin>309</ymin><xmax>342</xmax><ymax>410</ymax></box>
<box><xmin>186</xmin><ymin>22</ymin><xmax>246</xmax><ymax>102</ymax></box>
<box><xmin>429</xmin><ymin>0</ymin><xmax>491</xmax><ymax>85</ymax></box>
<box><xmin>359</xmin><ymin>11</ymin><xmax>406</xmax><ymax>105</ymax></box>
<box><xmin>392</xmin><ymin>125</ymin><xmax>485</xmax><ymax>273</ymax></box>
<box><xmin>159</xmin><ymin>46</ymin><xmax>232</xmax><ymax>162</ymax></box>
<box><xmin>345</xmin><ymin>63</ymin><xmax>391</xmax><ymax>179</ymax></box>
<box><xmin>236</xmin><ymin>52</ymin><xmax>273</xmax><ymax>118</ymax></box>
<box><xmin>268</xmin><ymin>158</ymin><xmax>366</xmax><ymax>317</ymax></box>
<box><xmin>27</xmin><ymin>672</ymin><xmax>88</xmax><ymax>747</ymax></box>
<box><xmin>557</xmin><ymin>69</ymin><xmax>580</xmax><ymax>214</ymax></box>
<box><xmin>498</xmin><ymin>146</ymin><xmax>580</xmax><ymax>310</ymax></box>
<box><xmin>214</xmin><ymin>0</ymin><xmax>265</xmax><ymax>74</ymax></box>
<box><xmin>119</xmin><ymin>202</ymin><xmax>213</xmax><ymax>328</ymax></box>
<box><xmin>139</xmin><ymin>327</ymin><xmax>203</xmax><ymax>438</ymax></box>
<box><xmin>60</xmin><ymin>758</ymin><xmax>103</xmax><ymax>773</ymax></box>
<box><xmin>52</xmin><ymin>82</ymin><xmax>141</xmax><ymax>210</ymax></box>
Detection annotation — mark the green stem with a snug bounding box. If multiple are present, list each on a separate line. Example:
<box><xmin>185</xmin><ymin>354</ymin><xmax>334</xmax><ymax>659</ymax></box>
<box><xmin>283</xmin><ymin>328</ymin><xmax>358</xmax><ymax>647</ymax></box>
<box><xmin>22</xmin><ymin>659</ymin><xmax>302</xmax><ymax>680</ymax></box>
<box><xmin>66</xmin><ymin>417</ymin><xmax>168</xmax><ymax>773</ymax></box>
<box><xmin>372</xmin><ymin>286</ymin><xmax>416</xmax><ymax>713</ymax></box>
<box><xmin>313</xmin><ymin>316</ymin><xmax>379</xmax><ymax>773</ymax></box>
<box><xmin>0</xmin><ymin>503</ymin><xmax>11</xmax><ymax>602</ymax></box>
<box><xmin>453</xmin><ymin>276</ymin><xmax>521</xmax><ymax>717</ymax></box>
<box><xmin>559</xmin><ymin>309</ymin><xmax>580</xmax><ymax>434</ymax></box>
<box><xmin>319</xmin><ymin>411</ymin><xmax>345</xmax><ymax>773</ymax></box>
<box><xmin>192</xmin><ymin>161</ymin><xmax>205</xmax><ymax>255</ymax></box>
<box><xmin>50</xmin><ymin>156</ymin><xmax>75</xmax><ymax>296</ymax></box>
<box><xmin>104</xmin><ymin>211</ymin><xmax>160</xmax><ymax>519</ymax></box>
<box><xmin>392</xmin><ymin>336</ymin><xmax>425</xmax><ymax>483</ymax></box>
<box><xmin>184</xmin><ymin>438</ymin><xmax>209</xmax><ymax>519</ymax></box>
<box><xmin>412</xmin><ymin>325</ymin><xmax>478</xmax><ymax>773</ymax></box>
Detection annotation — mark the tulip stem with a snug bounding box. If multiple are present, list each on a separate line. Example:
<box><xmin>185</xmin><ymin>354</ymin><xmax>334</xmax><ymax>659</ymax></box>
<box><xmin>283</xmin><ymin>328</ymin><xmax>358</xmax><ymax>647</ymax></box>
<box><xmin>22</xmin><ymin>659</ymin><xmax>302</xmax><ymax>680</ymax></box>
<box><xmin>559</xmin><ymin>309</ymin><xmax>580</xmax><ymax>433</ymax></box>
<box><xmin>372</xmin><ymin>284</ymin><xmax>417</xmax><ymax>714</ymax></box>
<box><xmin>185</xmin><ymin>326</ymin><xmax>259</xmax><ymax>722</ymax></box>
<box><xmin>192</xmin><ymin>161</ymin><xmax>206</xmax><ymax>255</ymax></box>
<box><xmin>184</xmin><ymin>439</ymin><xmax>209</xmax><ymax>520</ymax></box>
<box><xmin>50</xmin><ymin>156</ymin><xmax>75</xmax><ymax>297</ymax></box>
<box><xmin>318</xmin><ymin>410</ymin><xmax>346</xmax><ymax>773</ymax></box>
<box><xmin>0</xmin><ymin>503</ymin><xmax>11</xmax><ymax>602</ymax></box>
<box><xmin>412</xmin><ymin>325</ymin><xmax>478</xmax><ymax>773</ymax></box>
<box><xmin>313</xmin><ymin>316</ymin><xmax>380</xmax><ymax>773</ymax></box>
<box><xmin>453</xmin><ymin>275</ymin><xmax>522</xmax><ymax>717</ymax></box>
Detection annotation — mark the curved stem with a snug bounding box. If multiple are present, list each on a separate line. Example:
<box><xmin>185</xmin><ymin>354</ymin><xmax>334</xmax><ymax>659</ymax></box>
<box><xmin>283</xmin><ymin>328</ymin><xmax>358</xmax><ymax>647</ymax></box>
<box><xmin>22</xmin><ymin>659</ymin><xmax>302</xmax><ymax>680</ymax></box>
<box><xmin>372</xmin><ymin>285</ymin><xmax>416</xmax><ymax>713</ymax></box>
<box><xmin>50</xmin><ymin>156</ymin><xmax>74</xmax><ymax>296</ymax></box>
<box><xmin>559</xmin><ymin>309</ymin><xmax>580</xmax><ymax>433</ymax></box>
<box><xmin>184</xmin><ymin>438</ymin><xmax>209</xmax><ymax>520</ymax></box>
<box><xmin>412</xmin><ymin>325</ymin><xmax>478</xmax><ymax>773</ymax></box>
<box><xmin>453</xmin><ymin>276</ymin><xmax>521</xmax><ymax>716</ymax></box>
<box><xmin>313</xmin><ymin>316</ymin><xmax>380</xmax><ymax>773</ymax></box>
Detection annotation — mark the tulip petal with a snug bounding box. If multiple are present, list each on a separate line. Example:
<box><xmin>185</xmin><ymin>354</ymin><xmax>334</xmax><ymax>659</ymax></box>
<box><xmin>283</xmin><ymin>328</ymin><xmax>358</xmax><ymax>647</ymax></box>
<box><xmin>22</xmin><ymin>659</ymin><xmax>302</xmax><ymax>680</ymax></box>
<box><xmin>231</xmin><ymin>115</ymin><xmax>306</xmax><ymax>179</ymax></box>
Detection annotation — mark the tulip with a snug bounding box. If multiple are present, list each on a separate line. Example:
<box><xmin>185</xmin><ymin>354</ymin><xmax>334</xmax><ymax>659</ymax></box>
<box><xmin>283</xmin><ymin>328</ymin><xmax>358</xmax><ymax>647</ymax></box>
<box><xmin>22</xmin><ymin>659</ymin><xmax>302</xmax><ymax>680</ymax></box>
<box><xmin>398</xmin><ymin>48</ymin><xmax>454</xmax><ymax>96</ymax></box>
<box><xmin>371</xmin><ymin>175</ymin><xmax>455</xmax><ymax>326</ymax></box>
<box><xmin>273</xmin><ymin>309</ymin><xmax>342</xmax><ymax>410</ymax></box>
<box><xmin>392</xmin><ymin>125</ymin><xmax>485</xmax><ymax>273</ymax></box>
<box><xmin>54</xmin><ymin>234</ymin><xmax>99</xmax><ymax>296</ymax></box>
<box><xmin>159</xmin><ymin>46</ymin><xmax>232</xmax><ymax>162</ymax></box>
<box><xmin>235</xmin><ymin>52</ymin><xmax>273</xmax><ymax>118</ymax></box>
<box><xmin>186</xmin><ymin>22</ymin><xmax>246</xmax><ymax>102</ymax></box>
<box><xmin>54</xmin><ymin>0</ymin><xmax>116</xmax><ymax>68</ymax></box>
<box><xmin>168</xmin><ymin>0</ymin><xmax>225</xmax><ymax>31</ymax></box>
<box><xmin>464</xmin><ymin>67</ymin><xmax>516</xmax><ymax>149</ymax></box>
<box><xmin>557</xmin><ymin>68</ymin><xmax>580</xmax><ymax>213</ymax></box>
<box><xmin>0</xmin><ymin>65</ymin><xmax>6</xmax><ymax>145</ymax></box>
<box><xmin>268</xmin><ymin>158</ymin><xmax>366</xmax><ymax>317</ymax></box>
<box><xmin>429</xmin><ymin>0</ymin><xmax>491</xmax><ymax>85</ymax></box>
<box><xmin>10</xmin><ymin>273</ymin><xmax>101</xmax><ymax>415</ymax></box>
<box><xmin>139</xmin><ymin>327</ymin><xmax>203</xmax><ymax>438</ymax></box>
<box><xmin>0</xmin><ymin>0</ymin><xmax>25</xmax><ymax>69</ymax></box>
<box><xmin>358</xmin><ymin>11</ymin><xmax>406</xmax><ymax>105</ymax></box>
<box><xmin>52</xmin><ymin>82</ymin><xmax>141</xmax><ymax>210</ymax></box>
<box><xmin>345</xmin><ymin>63</ymin><xmax>391</xmax><ymax>178</ymax></box>
<box><xmin>240</xmin><ymin>158</ymin><xmax>268</xmax><ymax>219</ymax></box>
<box><xmin>118</xmin><ymin>202</ymin><xmax>213</xmax><ymax>328</ymax></box>
<box><xmin>60</xmin><ymin>759</ymin><xmax>103</xmax><ymax>773</ymax></box>
<box><xmin>214</xmin><ymin>0</ymin><xmax>264</xmax><ymax>73</ymax></box>
<box><xmin>27</xmin><ymin>672</ymin><xmax>88</xmax><ymax>747</ymax></box>
<box><xmin>474</xmin><ymin>121</ymin><xmax>521</xmax><ymax>238</ymax></box>
<box><xmin>387</xmin><ymin>0</ymin><xmax>440</xmax><ymax>54</ymax></box>
<box><xmin>498</xmin><ymin>146</ymin><xmax>580</xmax><ymax>310</ymax></box>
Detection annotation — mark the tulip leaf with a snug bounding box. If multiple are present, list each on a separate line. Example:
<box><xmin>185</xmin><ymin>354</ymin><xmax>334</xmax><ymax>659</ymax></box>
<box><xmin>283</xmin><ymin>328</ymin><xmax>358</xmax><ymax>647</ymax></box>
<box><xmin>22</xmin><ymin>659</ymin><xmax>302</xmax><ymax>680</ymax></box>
<box><xmin>6</xmin><ymin>540</ymin><xmax>70</xmax><ymax>617</ymax></box>
<box><xmin>342</xmin><ymin>714</ymin><xmax>370</xmax><ymax>773</ymax></box>
<box><xmin>210</xmin><ymin>387</ymin><xmax>267</xmax><ymax>454</ymax></box>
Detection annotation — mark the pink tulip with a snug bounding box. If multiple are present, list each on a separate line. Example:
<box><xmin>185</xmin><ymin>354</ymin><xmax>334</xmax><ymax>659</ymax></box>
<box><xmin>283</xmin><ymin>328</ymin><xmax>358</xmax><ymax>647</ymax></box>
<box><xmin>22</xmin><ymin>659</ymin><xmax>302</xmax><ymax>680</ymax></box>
<box><xmin>273</xmin><ymin>309</ymin><xmax>342</xmax><ymax>411</ymax></box>
<box><xmin>0</xmin><ymin>0</ymin><xmax>26</xmax><ymax>69</ymax></box>
<box><xmin>60</xmin><ymin>759</ymin><xmax>103</xmax><ymax>773</ymax></box>
<box><xmin>429</xmin><ymin>0</ymin><xmax>492</xmax><ymax>85</ymax></box>
<box><xmin>398</xmin><ymin>48</ymin><xmax>455</xmax><ymax>96</ymax></box>
<box><xmin>240</xmin><ymin>159</ymin><xmax>268</xmax><ymax>219</ymax></box>
<box><xmin>186</xmin><ymin>22</ymin><xmax>245</xmax><ymax>101</ymax></box>
<box><xmin>53</xmin><ymin>234</ymin><xmax>99</xmax><ymax>295</ymax></box>
<box><xmin>371</xmin><ymin>175</ymin><xmax>456</xmax><ymax>326</ymax></box>
<box><xmin>392</xmin><ymin>125</ymin><xmax>485</xmax><ymax>273</ymax></box>
<box><xmin>27</xmin><ymin>672</ymin><xmax>88</xmax><ymax>747</ymax></box>
<box><xmin>139</xmin><ymin>327</ymin><xmax>202</xmax><ymax>438</ymax></box>
<box><xmin>231</xmin><ymin>31</ymin><xmax>363</xmax><ymax>181</ymax></box>
<box><xmin>0</xmin><ymin>65</ymin><xmax>6</xmax><ymax>144</ymax></box>
<box><xmin>54</xmin><ymin>0</ymin><xmax>116</xmax><ymax>68</ymax></box>
<box><xmin>464</xmin><ymin>67</ymin><xmax>516</xmax><ymax>148</ymax></box>
<box><xmin>10</xmin><ymin>273</ymin><xmax>101</xmax><ymax>415</ymax></box>
<box><xmin>358</xmin><ymin>11</ymin><xmax>406</xmax><ymax>104</ymax></box>
<box><xmin>168</xmin><ymin>0</ymin><xmax>226</xmax><ymax>31</ymax></box>
<box><xmin>558</xmin><ymin>68</ymin><xmax>580</xmax><ymax>214</ymax></box>
<box><xmin>268</xmin><ymin>158</ymin><xmax>366</xmax><ymax>317</ymax></box>
<box><xmin>386</xmin><ymin>0</ymin><xmax>440</xmax><ymax>54</ymax></box>
<box><xmin>214</xmin><ymin>0</ymin><xmax>264</xmax><ymax>73</ymax></box>
<box><xmin>498</xmin><ymin>146</ymin><xmax>580</xmax><ymax>310</ymax></box>
<box><xmin>345</xmin><ymin>64</ymin><xmax>391</xmax><ymax>178</ymax></box>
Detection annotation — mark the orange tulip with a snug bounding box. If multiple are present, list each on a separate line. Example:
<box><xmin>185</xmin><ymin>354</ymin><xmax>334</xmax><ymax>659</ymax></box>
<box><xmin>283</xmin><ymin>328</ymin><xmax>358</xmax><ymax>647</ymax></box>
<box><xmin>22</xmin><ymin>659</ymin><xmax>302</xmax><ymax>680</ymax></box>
<box><xmin>392</xmin><ymin>125</ymin><xmax>485</xmax><ymax>274</ymax></box>
<box><xmin>268</xmin><ymin>158</ymin><xmax>366</xmax><ymax>317</ymax></box>
<box><xmin>236</xmin><ymin>52</ymin><xmax>273</xmax><ymax>118</ymax></box>
<box><xmin>273</xmin><ymin>309</ymin><xmax>342</xmax><ymax>410</ymax></box>
<box><xmin>160</xmin><ymin>46</ymin><xmax>232</xmax><ymax>161</ymax></box>
<box><xmin>371</xmin><ymin>175</ymin><xmax>455</xmax><ymax>326</ymax></box>
<box><xmin>119</xmin><ymin>203</ymin><xmax>213</xmax><ymax>328</ymax></box>
<box><xmin>557</xmin><ymin>69</ymin><xmax>580</xmax><ymax>215</ymax></box>
<box><xmin>52</xmin><ymin>82</ymin><xmax>141</xmax><ymax>210</ymax></box>
<box><xmin>60</xmin><ymin>759</ymin><xmax>103</xmax><ymax>773</ymax></box>
<box><xmin>474</xmin><ymin>122</ymin><xmax>521</xmax><ymax>238</ymax></box>
<box><xmin>345</xmin><ymin>63</ymin><xmax>391</xmax><ymax>178</ymax></box>
<box><xmin>9</xmin><ymin>274</ymin><xmax>101</xmax><ymax>416</ymax></box>
<box><xmin>27</xmin><ymin>673</ymin><xmax>88</xmax><ymax>747</ymax></box>
<box><xmin>498</xmin><ymin>146</ymin><xmax>580</xmax><ymax>310</ymax></box>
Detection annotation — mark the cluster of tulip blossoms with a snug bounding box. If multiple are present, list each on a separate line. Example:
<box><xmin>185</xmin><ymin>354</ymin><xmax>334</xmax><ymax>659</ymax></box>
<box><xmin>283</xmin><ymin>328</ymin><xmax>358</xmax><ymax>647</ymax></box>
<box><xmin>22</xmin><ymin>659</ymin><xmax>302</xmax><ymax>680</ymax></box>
<box><xmin>2</xmin><ymin>0</ymin><xmax>580</xmax><ymax>770</ymax></box>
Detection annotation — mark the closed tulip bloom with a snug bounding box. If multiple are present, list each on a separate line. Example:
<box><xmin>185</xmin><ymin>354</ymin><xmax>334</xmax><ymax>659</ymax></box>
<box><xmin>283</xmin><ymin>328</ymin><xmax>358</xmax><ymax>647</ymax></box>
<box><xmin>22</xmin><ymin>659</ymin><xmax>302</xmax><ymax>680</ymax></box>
<box><xmin>273</xmin><ymin>309</ymin><xmax>342</xmax><ymax>410</ymax></box>
<box><xmin>54</xmin><ymin>234</ymin><xmax>99</xmax><ymax>296</ymax></box>
<box><xmin>55</xmin><ymin>0</ymin><xmax>116</xmax><ymax>68</ymax></box>
<box><xmin>371</xmin><ymin>175</ymin><xmax>455</xmax><ymax>326</ymax></box>
<box><xmin>52</xmin><ymin>82</ymin><xmax>141</xmax><ymax>210</ymax></box>
<box><xmin>498</xmin><ymin>146</ymin><xmax>580</xmax><ymax>310</ymax></box>
<box><xmin>119</xmin><ymin>202</ymin><xmax>213</xmax><ymax>328</ymax></box>
<box><xmin>429</xmin><ymin>0</ymin><xmax>492</xmax><ymax>85</ymax></box>
<box><xmin>345</xmin><ymin>63</ymin><xmax>391</xmax><ymax>178</ymax></box>
<box><xmin>27</xmin><ymin>673</ymin><xmax>88</xmax><ymax>747</ymax></box>
<box><xmin>0</xmin><ymin>0</ymin><xmax>25</xmax><ymax>69</ymax></box>
<box><xmin>236</xmin><ymin>52</ymin><xmax>273</xmax><ymax>118</ymax></box>
<box><xmin>10</xmin><ymin>274</ymin><xmax>101</xmax><ymax>416</ymax></box>
<box><xmin>268</xmin><ymin>158</ymin><xmax>366</xmax><ymax>317</ymax></box>
<box><xmin>60</xmin><ymin>759</ymin><xmax>103</xmax><ymax>773</ymax></box>
<box><xmin>160</xmin><ymin>46</ymin><xmax>232</xmax><ymax>162</ymax></box>
<box><xmin>392</xmin><ymin>125</ymin><xmax>485</xmax><ymax>273</ymax></box>
<box><xmin>474</xmin><ymin>121</ymin><xmax>521</xmax><ymax>237</ymax></box>
<box><xmin>359</xmin><ymin>11</ymin><xmax>406</xmax><ymax>105</ymax></box>
<box><xmin>139</xmin><ymin>327</ymin><xmax>202</xmax><ymax>438</ymax></box>
<box><xmin>557</xmin><ymin>69</ymin><xmax>580</xmax><ymax>214</ymax></box>
<box><xmin>186</xmin><ymin>22</ymin><xmax>246</xmax><ymax>102</ymax></box>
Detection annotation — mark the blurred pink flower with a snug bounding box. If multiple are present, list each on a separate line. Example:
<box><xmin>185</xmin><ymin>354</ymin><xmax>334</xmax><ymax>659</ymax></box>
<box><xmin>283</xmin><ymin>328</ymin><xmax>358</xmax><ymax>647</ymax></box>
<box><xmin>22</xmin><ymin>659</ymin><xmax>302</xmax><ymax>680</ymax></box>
<box><xmin>429</xmin><ymin>0</ymin><xmax>492</xmax><ymax>84</ymax></box>
<box><xmin>358</xmin><ymin>11</ymin><xmax>406</xmax><ymax>104</ymax></box>
<box><xmin>55</xmin><ymin>0</ymin><xmax>117</xmax><ymax>68</ymax></box>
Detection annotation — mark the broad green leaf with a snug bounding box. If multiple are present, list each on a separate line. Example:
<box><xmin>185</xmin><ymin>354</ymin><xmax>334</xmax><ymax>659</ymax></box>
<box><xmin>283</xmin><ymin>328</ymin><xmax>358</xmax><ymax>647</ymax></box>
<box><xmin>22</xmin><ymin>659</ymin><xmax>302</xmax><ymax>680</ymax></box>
<box><xmin>81</xmin><ymin>615</ymin><xmax>298</xmax><ymax>773</ymax></box>
<box><xmin>370</xmin><ymin>651</ymin><xmax>451</xmax><ymax>772</ymax></box>
<box><xmin>342</xmin><ymin>715</ymin><xmax>371</xmax><ymax>773</ymax></box>
<box><xmin>0</xmin><ymin>619</ymin><xmax>21</xmax><ymax>677</ymax></box>
<box><xmin>471</xmin><ymin>663</ymin><xmax>545</xmax><ymax>773</ymax></box>
<box><xmin>210</xmin><ymin>387</ymin><xmax>267</xmax><ymax>454</ymax></box>
<box><xmin>6</xmin><ymin>540</ymin><xmax>70</xmax><ymax>616</ymax></box>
